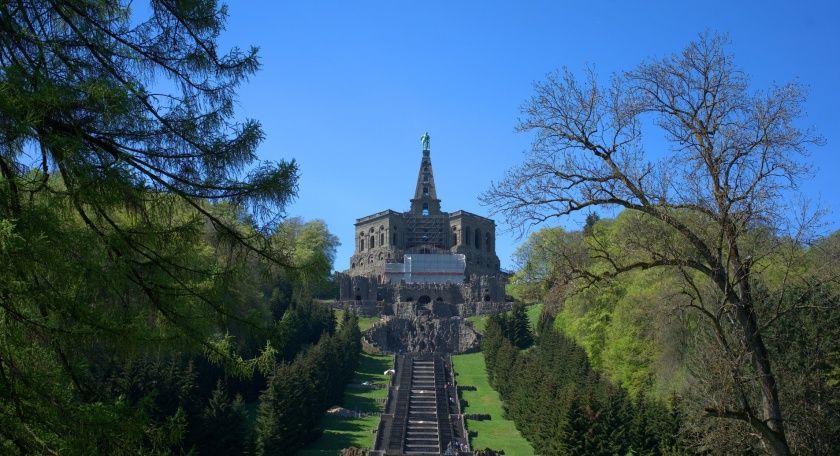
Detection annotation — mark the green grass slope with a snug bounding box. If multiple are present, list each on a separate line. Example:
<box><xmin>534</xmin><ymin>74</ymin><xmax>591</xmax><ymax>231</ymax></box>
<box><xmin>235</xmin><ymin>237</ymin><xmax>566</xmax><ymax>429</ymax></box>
<box><xmin>297</xmin><ymin>352</ymin><xmax>392</xmax><ymax>455</ymax></box>
<box><xmin>452</xmin><ymin>352</ymin><xmax>535</xmax><ymax>455</ymax></box>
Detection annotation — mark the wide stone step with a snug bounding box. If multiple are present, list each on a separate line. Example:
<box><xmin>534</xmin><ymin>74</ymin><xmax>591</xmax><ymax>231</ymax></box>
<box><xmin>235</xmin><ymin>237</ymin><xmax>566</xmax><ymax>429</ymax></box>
<box><xmin>405</xmin><ymin>447</ymin><xmax>440</xmax><ymax>454</ymax></box>
<box><xmin>407</xmin><ymin>430</ymin><xmax>439</xmax><ymax>436</ymax></box>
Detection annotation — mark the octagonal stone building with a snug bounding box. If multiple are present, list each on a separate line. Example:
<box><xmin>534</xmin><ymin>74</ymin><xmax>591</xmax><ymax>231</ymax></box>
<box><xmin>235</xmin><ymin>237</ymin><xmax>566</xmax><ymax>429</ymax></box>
<box><xmin>337</xmin><ymin>140</ymin><xmax>508</xmax><ymax>317</ymax></box>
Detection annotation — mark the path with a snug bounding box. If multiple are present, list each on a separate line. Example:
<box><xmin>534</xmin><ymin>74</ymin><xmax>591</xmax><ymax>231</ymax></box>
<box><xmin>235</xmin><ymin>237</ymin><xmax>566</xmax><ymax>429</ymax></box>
<box><xmin>371</xmin><ymin>353</ymin><xmax>470</xmax><ymax>455</ymax></box>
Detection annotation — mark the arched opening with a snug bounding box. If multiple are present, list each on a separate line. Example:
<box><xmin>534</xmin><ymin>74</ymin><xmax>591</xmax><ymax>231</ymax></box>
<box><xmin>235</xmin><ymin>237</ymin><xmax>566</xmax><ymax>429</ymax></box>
<box><xmin>452</xmin><ymin>232</ymin><xmax>458</xmax><ymax>245</ymax></box>
<box><xmin>423</xmin><ymin>186</ymin><xmax>429</xmax><ymax>196</ymax></box>
<box><xmin>483</xmin><ymin>295</ymin><xmax>491</xmax><ymax>302</ymax></box>
<box><xmin>422</xmin><ymin>202</ymin><xmax>429</xmax><ymax>217</ymax></box>
<box><xmin>418</xmin><ymin>295</ymin><xmax>432</xmax><ymax>305</ymax></box>
<box><xmin>369</xmin><ymin>235</ymin><xmax>375</xmax><ymax>249</ymax></box>
<box><xmin>475</xmin><ymin>228</ymin><xmax>481</xmax><ymax>249</ymax></box>
<box><xmin>355</xmin><ymin>295</ymin><xmax>362</xmax><ymax>301</ymax></box>
<box><xmin>465</xmin><ymin>227</ymin><xmax>471</xmax><ymax>245</ymax></box>
<box><xmin>486</xmin><ymin>232</ymin><xmax>492</xmax><ymax>252</ymax></box>
<box><xmin>368</xmin><ymin>255</ymin><xmax>373</xmax><ymax>264</ymax></box>
<box><xmin>377</xmin><ymin>293</ymin><xmax>383</xmax><ymax>301</ymax></box>
<box><xmin>380</xmin><ymin>232</ymin><xmax>385</xmax><ymax>246</ymax></box>
<box><xmin>360</xmin><ymin>238</ymin><xmax>364</xmax><ymax>251</ymax></box>
<box><xmin>392</xmin><ymin>232</ymin><xmax>397</xmax><ymax>245</ymax></box>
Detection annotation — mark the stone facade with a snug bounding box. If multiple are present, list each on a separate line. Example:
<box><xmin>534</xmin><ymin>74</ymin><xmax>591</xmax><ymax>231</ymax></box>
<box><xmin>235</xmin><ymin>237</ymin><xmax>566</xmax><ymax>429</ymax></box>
<box><xmin>347</xmin><ymin>149</ymin><xmax>501</xmax><ymax>279</ymax></box>
<box><xmin>338</xmin><ymin>142</ymin><xmax>510</xmax><ymax>354</ymax></box>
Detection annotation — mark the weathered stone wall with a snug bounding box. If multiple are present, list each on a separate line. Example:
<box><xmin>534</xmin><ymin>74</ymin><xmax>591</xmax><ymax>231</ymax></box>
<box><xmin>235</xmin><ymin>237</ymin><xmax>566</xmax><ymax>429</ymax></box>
<box><xmin>347</xmin><ymin>212</ymin><xmax>500</xmax><ymax>279</ymax></box>
<box><xmin>362</xmin><ymin>315</ymin><xmax>480</xmax><ymax>354</ymax></box>
<box><xmin>349</xmin><ymin>211</ymin><xmax>404</xmax><ymax>277</ymax></box>
<box><xmin>336</xmin><ymin>272</ymin><xmax>509</xmax><ymax>317</ymax></box>
<box><xmin>449</xmin><ymin>211</ymin><xmax>500</xmax><ymax>277</ymax></box>
<box><xmin>457</xmin><ymin>301</ymin><xmax>512</xmax><ymax>317</ymax></box>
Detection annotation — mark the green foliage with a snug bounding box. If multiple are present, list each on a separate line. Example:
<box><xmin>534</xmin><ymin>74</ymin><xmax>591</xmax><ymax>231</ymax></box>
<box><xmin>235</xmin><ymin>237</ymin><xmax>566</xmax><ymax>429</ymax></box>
<box><xmin>0</xmin><ymin>0</ymin><xmax>330</xmax><ymax>452</ymax></box>
<box><xmin>451</xmin><ymin>352</ymin><xmax>536</xmax><ymax>455</ymax></box>
<box><xmin>486</xmin><ymin>303</ymin><xmax>535</xmax><ymax>350</ymax></box>
<box><xmin>195</xmin><ymin>381</ymin><xmax>251</xmax><ymax>456</ymax></box>
<box><xmin>0</xmin><ymin>3</ymin><xmax>354</xmax><ymax>452</ymax></box>
<box><xmin>507</xmin><ymin>227</ymin><xmax>576</xmax><ymax>303</ymax></box>
<box><xmin>513</xmin><ymin>216</ymin><xmax>840</xmax><ymax>453</ymax></box>
<box><xmin>255</xmin><ymin>314</ymin><xmax>361</xmax><ymax>455</ymax></box>
<box><xmin>297</xmin><ymin>352</ymin><xmax>393</xmax><ymax>454</ymax></box>
<box><xmin>481</xmin><ymin>316</ymin><xmax>687</xmax><ymax>455</ymax></box>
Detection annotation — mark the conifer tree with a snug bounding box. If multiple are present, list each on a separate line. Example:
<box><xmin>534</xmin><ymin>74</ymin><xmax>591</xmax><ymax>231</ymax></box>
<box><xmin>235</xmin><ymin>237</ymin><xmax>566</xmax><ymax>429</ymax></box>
<box><xmin>196</xmin><ymin>381</ymin><xmax>251</xmax><ymax>456</ymax></box>
<box><xmin>0</xmin><ymin>1</ymin><xmax>298</xmax><ymax>451</ymax></box>
<box><xmin>509</xmin><ymin>303</ymin><xmax>535</xmax><ymax>348</ymax></box>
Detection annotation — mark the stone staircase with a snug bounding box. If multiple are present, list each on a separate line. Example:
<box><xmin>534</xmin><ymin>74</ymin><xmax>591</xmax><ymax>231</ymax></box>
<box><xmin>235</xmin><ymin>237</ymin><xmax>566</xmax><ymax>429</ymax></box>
<box><xmin>372</xmin><ymin>353</ymin><xmax>469</xmax><ymax>456</ymax></box>
<box><xmin>405</xmin><ymin>358</ymin><xmax>439</xmax><ymax>454</ymax></box>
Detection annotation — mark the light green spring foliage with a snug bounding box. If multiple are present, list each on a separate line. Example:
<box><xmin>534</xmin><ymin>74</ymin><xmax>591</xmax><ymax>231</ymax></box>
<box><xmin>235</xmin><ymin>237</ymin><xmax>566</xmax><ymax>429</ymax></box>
<box><xmin>0</xmin><ymin>0</ymin><xmax>353</xmax><ymax>450</ymax></box>
<box><xmin>548</xmin><ymin>212</ymin><xmax>701</xmax><ymax>398</ymax></box>
<box><xmin>507</xmin><ymin>227</ymin><xmax>577</xmax><ymax>303</ymax></box>
<box><xmin>545</xmin><ymin>210</ymin><xmax>839</xmax><ymax>405</ymax></box>
<box><xmin>273</xmin><ymin>217</ymin><xmax>340</xmax><ymax>299</ymax></box>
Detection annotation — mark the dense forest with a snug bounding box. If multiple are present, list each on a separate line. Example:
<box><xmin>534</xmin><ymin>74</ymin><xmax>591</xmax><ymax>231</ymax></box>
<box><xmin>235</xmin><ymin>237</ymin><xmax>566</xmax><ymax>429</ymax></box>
<box><xmin>2</xmin><ymin>2</ymin><xmax>838</xmax><ymax>456</ymax></box>
<box><xmin>482</xmin><ymin>304</ymin><xmax>688</xmax><ymax>455</ymax></box>
<box><xmin>0</xmin><ymin>1</ymin><xmax>359</xmax><ymax>454</ymax></box>
<box><xmin>503</xmin><ymin>216</ymin><xmax>840</xmax><ymax>455</ymax></box>
<box><xmin>483</xmin><ymin>32</ymin><xmax>840</xmax><ymax>455</ymax></box>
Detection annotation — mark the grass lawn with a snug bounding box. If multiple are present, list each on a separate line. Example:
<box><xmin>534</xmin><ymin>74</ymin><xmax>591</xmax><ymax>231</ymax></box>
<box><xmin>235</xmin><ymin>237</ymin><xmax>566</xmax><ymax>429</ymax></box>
<box><xmin>297</xmin><ymin>352</ymin><xmax>392</xmax><ymax>455</ymax></box>
<box><xmin>335</xmin><ymin>308</ymin><xmax>381</xmax><ymax>332</ymax></box>
<box><xmin>526</xmin><ymin>303</ymin><xmax>543</xmax><ymax>330</ymax></box>
<box><xmin>468</xmin><ymin>303</ymin><xmax>543</xmax><ymax>334</ymax></box>
<box><xmin>452</xmin><ymin>352</ymin><xmax>535</xmax><ymax>455</ymax></box>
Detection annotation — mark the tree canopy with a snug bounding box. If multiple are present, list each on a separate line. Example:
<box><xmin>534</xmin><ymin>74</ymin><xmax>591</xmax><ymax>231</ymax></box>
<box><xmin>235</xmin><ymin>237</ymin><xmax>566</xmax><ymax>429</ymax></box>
<box><xmin>0</xmin><ymin>1</ymin><xmax>333</xmax><ymax>453</ymax></box>
<box><xmin>483</xmin><ymin>33</ymin><xmax>837</xmax><ymax>455</ymax></box>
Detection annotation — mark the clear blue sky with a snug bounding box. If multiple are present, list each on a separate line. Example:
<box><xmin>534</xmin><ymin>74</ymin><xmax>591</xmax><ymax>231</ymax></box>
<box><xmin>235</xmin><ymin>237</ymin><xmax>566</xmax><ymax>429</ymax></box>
<box><xmin>215</xmin><ymin>1</ymin><xmax>840</xmax><ymax>271</ymax></box>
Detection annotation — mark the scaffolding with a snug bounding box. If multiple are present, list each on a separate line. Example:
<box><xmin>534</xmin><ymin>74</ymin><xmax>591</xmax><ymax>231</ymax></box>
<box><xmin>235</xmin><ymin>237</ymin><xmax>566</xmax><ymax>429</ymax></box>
<box><xmin>384</xmin><ymin>254</ymin><xmax>466</xmax><ymax>284</ymax></box>
<box><xmin>403</xmin><ymin>211</ymin><xmax>448</xmax><ymax>252</ymax></box>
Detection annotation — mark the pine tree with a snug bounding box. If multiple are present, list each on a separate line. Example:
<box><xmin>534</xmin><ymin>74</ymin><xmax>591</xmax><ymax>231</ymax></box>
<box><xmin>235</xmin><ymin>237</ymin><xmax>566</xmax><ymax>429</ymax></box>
<box><xmin>509</xmin><ymin>303</ymin><xmax>535</xmax><ymax>348</ymax></box>
<box><xmin>256</xmin><ymin>363</ymin><xmax>314</xmax><ymax>455</ymax></box>
<box><xmin>196</xmin><ymin>381</ymin><xmax>251</xmax><ymax>456</ymax></box>
<box><xmin>0</xmin><ymin>1</ymin><xmax>298</xmax><ymax>451</ymax></box>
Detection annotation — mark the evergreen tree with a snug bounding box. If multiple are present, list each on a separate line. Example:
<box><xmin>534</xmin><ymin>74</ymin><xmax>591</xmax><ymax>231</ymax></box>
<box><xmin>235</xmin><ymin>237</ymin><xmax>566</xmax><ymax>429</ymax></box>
<box><xmin>0</xmin><ymin>1</ymin><xmax>298</xmax><ymax>451</ymax></box>
<box><xmin>256</xmin><ymin>362</ymin><xmax>314</xmax><ymax>455</ymax></box>
<box><xmin>509</xmin><ymin>303</ymin><xmax>535</xmax><ymax>348</ymax></box>
<box><xmin>196</xmin><ymin>381</ymin><xmax>251</xmax><ymax>456</ymax></box>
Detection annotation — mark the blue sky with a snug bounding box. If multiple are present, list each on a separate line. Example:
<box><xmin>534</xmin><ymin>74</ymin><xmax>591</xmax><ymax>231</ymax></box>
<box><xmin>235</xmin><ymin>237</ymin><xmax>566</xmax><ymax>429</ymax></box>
<box><xmin>215</xmin><ymin>1</ymin><xmax>840</xmax><ymax>271</ymax></box>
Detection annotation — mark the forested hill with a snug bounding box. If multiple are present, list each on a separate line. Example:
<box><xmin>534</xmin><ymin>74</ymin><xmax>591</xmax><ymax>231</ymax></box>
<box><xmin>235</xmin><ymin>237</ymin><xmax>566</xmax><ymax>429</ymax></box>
<box><xmin>505</xmin><ymin>213</ymin><xmax>840</xmax><ymax>454</ymax></box>
<box><xmin>0</xmin><ymin>2</ymin><xmax>359</xmax><ymax>453</ymax></box>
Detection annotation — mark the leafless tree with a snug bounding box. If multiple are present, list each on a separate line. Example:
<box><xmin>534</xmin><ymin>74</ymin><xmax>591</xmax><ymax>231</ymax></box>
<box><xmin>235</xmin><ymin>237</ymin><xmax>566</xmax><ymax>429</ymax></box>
<box><xmin>482</xmin><ymin>33</ymin><xmax>831</xmax><ymax>455</ymax></box>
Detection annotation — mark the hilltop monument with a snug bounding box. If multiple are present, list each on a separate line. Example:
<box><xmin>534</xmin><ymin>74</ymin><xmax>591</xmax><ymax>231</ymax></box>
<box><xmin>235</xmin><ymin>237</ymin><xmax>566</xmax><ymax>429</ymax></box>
<box><xmin>336</xmin><ymin>135</ymin><xmax>509</xmax><ymax>354</ymax></box>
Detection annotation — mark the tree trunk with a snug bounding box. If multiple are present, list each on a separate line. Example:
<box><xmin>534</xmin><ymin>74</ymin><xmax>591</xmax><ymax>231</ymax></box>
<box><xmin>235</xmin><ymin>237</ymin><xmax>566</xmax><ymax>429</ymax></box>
<box><xmin>736</xmin><ymin>263</ymin><xmax>790</xmax><ymax>456</ymax></box>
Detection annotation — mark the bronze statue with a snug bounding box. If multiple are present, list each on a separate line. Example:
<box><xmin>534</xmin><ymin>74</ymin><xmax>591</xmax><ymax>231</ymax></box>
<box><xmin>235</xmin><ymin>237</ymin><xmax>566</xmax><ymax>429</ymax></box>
<box><xmin>420</xmin><ymin>131</ymin><xmax>430</xmax><ymax>150</ymax></box>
